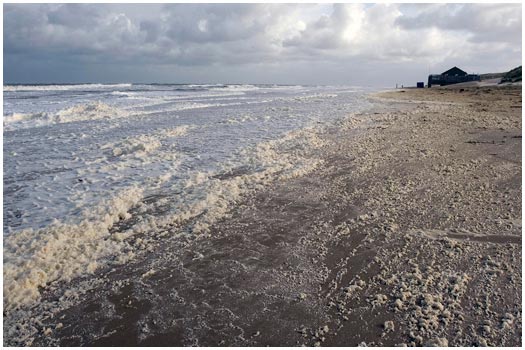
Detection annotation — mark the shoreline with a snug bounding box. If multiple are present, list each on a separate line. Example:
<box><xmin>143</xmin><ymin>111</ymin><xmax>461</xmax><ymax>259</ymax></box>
<box><xmin>5</xmin><ymin>85</ymin><xmax>522</xmax><ymax>346</ymax></box>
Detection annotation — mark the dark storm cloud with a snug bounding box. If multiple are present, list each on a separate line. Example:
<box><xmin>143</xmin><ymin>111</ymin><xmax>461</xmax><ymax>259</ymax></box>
<box><xmin>3</xmin><ymin>3</ymin><xmax>522</xmax><ymax>85</ymax></box>
<box><xmin>47</xmin><ymin>4</ymin><xmax>102</xmax><ymax>28</ymax></box>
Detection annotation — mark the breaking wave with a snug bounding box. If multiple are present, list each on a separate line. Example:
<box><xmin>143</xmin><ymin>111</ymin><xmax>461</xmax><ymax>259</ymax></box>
<box><xmin>4</xmin><ymin>102</ymin><xmax>130</xmax><ymax>130</ymax></box>
<box><xmin>4</xmin><ymin>83</ymin><xmax>133</xmax><ymax>92</ymax></box>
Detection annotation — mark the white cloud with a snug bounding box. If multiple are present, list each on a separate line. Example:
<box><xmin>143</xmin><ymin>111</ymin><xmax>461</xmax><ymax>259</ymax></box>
<box><xmin>3</xmin><ymin>3</ymin><xmax>522</xmax><ymax>84</ymax></box>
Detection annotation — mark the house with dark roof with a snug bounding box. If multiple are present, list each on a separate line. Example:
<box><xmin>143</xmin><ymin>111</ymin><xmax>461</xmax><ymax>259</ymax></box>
<box><xmin>428</xmin><ymin>66</ymin><xmax>480</xmax><ymax>87</ymax></box>
<box><xmin>442</xmin><ymin>66</ymin><xmax>468</xmax><ymax>77</ymax></box>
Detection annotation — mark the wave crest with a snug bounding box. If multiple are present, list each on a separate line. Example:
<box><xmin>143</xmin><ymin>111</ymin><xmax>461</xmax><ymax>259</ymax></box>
<box><xmin>4</xmin><ymin>83</ymin><xmax>132</xmax><ymax>92</ymax></box>
<box><xmin>4</xmin><ymin>102</ymin><xmax>130</xmax><ymax>130</ymax></box>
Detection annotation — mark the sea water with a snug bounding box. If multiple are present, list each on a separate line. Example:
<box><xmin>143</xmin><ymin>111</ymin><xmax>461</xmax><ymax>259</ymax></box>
<box><xmin>3</xmin><ymin>83</ymin><xmax>373</xmax><ymax>308</ymax></box>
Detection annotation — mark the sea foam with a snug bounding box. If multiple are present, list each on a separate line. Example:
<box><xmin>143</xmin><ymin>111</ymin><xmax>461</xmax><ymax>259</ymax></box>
<box><xmin>3</xmin><ymin>124</ymin><xmax>325</xmax><ymax>310</ymax></box>
<box><xmin>3</xmin><ymin>186</ymin><xmax>144</xmax><ymax>309</ymax></box>
<box><xmin>3</xmin><ymin>84</ymin><xmax>371</xmax><ymax>314</ymax></box>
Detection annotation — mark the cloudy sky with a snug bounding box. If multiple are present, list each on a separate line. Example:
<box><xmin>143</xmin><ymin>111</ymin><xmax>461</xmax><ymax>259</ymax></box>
<box><xmin>3</xmin><ymin>3</ymin><xmax>522</xmax><ymax>86</ymax></box>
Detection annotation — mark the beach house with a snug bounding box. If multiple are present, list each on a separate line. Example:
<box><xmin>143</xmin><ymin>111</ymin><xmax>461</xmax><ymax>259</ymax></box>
<box><xmin>427</xmin><ymin>66</ymin><xmax>480</xmax><ymax>87</ymax></box>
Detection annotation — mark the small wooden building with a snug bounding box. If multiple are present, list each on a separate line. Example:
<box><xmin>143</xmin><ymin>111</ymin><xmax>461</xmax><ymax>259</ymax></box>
<box><xmin>428</xmin><ymin>66</ymin><xmax>480</xmax><ymax>87</ymax></box>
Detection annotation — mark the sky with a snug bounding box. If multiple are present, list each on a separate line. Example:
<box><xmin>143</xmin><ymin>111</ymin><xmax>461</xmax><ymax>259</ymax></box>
<box><xmin>3</xmin><ymin>3</ymin><xmax>522</xmax><ymax>86</ymax></box>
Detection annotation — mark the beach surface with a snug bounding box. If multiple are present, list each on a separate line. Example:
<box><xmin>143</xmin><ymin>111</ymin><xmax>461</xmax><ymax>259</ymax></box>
<box><xmin>6</xmin><ymin>85</ymin><xmax>521</xmax><ymax>346</ymax></box>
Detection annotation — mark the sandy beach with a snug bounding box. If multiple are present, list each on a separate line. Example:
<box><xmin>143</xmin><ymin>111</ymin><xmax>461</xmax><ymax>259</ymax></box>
<box><xmin>5</xmin><ymin>85</ymin><xmax>521</xmax><ymax>347</ymax></box>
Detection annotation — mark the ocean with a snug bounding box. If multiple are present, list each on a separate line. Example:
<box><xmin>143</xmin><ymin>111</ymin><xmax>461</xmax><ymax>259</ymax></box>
<box><xmin>3</xmin><ymin>83</ymin><xmax>374</xmax><ymax>309</ymax></box>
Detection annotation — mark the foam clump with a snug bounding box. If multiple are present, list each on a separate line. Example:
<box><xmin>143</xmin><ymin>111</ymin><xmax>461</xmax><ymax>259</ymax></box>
<box><xmin>3</xmin><ymin>186</ymin><xmax>144</xmax><ymax>309</ymax></box>
<box><xmin>103</xmin><ymin>125</ymin><xmax>190</xmax><ymax>158</ymax></box>
<box><xmin>107</xmin><ymin>136</ymin><xmax>162</xmax><ymax>158</ymax></box>
<box><xmin>424</xmin><ymin>337</ymin><xmax>448</xmax><ymax>347</ymax></box>
<box><xmin>384</xmin><ymin>320</ymin><xmax>395</xmax><ymax>333</ymax></box>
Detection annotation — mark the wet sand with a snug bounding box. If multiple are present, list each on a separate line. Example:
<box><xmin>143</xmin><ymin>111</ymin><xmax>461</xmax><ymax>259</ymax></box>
<box><xmin>7</xmin><ymin>85</ymin><xmax>521</xmax><ymax>346</ymax></box>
